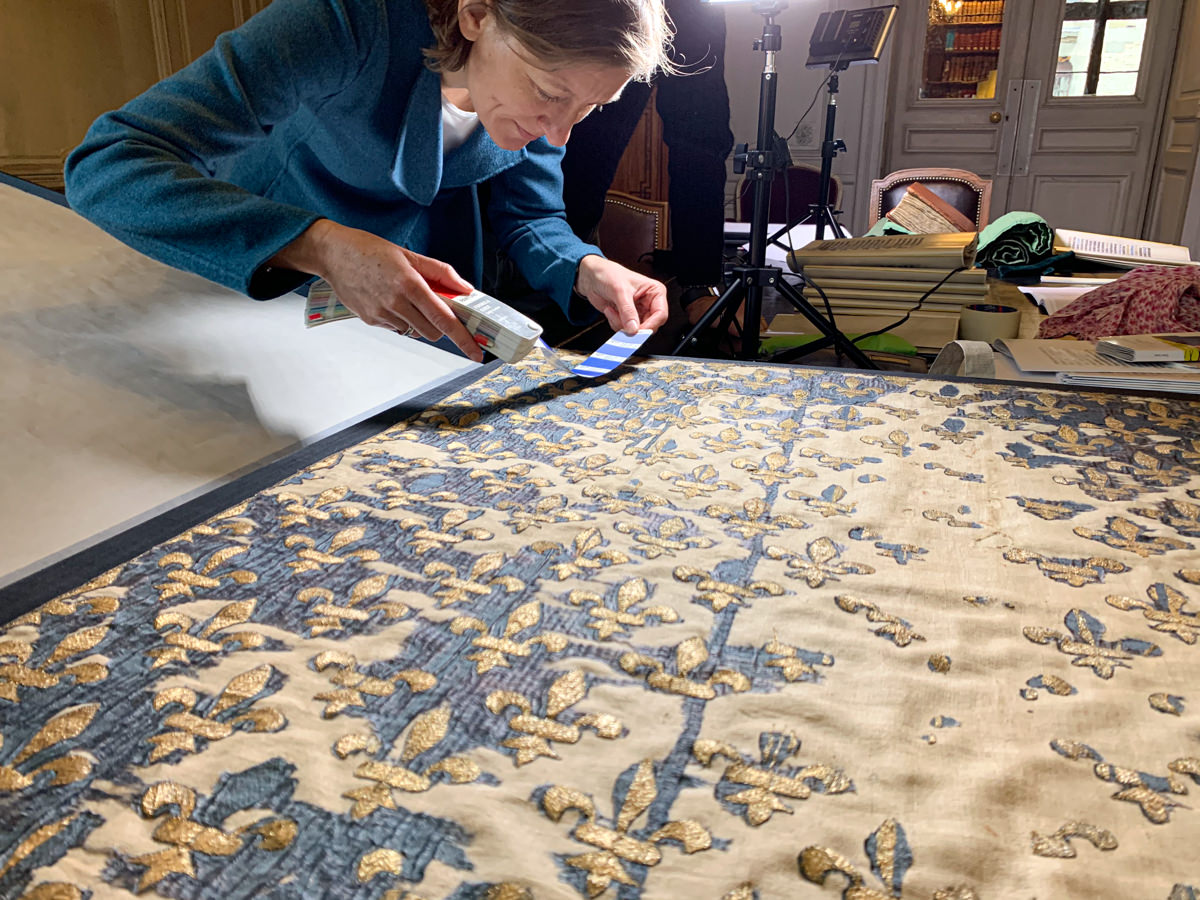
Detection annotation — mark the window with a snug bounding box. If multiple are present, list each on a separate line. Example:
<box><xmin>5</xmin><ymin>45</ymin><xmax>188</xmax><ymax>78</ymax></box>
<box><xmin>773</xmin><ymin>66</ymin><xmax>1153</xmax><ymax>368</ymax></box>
<box><xmin>1052</xmin><ymin>0</ymin><xmax>1148</xmax><ymax>97</ymax></box>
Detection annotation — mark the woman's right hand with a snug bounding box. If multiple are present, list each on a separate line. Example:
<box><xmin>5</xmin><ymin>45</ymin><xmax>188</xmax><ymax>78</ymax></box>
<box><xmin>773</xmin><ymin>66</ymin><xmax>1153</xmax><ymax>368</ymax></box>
<box><xmin>271</xmin><ymin>218</ymin><xmax>485</xmax><ymax>362</ymax></box>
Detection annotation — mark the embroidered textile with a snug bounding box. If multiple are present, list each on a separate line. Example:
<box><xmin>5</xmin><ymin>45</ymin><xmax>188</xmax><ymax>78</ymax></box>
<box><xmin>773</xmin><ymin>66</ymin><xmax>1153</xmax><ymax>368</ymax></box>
<box><xmin>1037</xmin><ymin>264</ymin><xmax>1200</xmax><ymax>340</ymax></box>
<box><xmin>3</xmin><ymin>352</ymin><xmax>1199</xmax><ymax>898</ymax></box>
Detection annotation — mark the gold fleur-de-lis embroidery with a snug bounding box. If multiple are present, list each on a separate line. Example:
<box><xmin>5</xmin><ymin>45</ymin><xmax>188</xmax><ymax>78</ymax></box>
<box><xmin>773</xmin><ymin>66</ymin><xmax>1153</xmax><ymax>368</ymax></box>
<box><xmin>816</xmin><ymin>376</ymin><xmax>879</xmax><ymax>399</ymax></box>
<box><xmin>1012</xmin><ymin>393</ymin><xmax>1087</xmax><ymax>417</ymax></box>
<box><xmin>728</xmin><ymin>452</ymin><xmax>816</xmax><ymax>488</ymax></box>
<box><xmin>765</xmin><ymin>538</ymin><xmax>875</xmax><ymax>588</ymax></box>
<box><xmin>447</xmin><ymin>438</ymin><xmax>518</xmax><ymax>465</ymax></box>
<box><xmin>312</xmin><ymin>650</ymin><xmax>436</xmax><ymax>718</ymax></box>
<box><xmin>398</xmin><ymin>509</ymin><xmax>493</xmax><ymax>554</ymax></box>
<box><xmin>810</xmin><ymin>407</ymin><xmax>883</xmax><ymax>433</ymax></box>
<box><xmin>711</xmin><ymin>395</ymin><xmax>765</xmax><ymax>420</ymax></box>
<box><xmin>557</xmin><ymin>453</ymin><xmax>629</xmax><ymax>484</ymax></box>
<box><xmin>694</xmin><ymin>732</ymin><xmax>852</xmax><ymax>825</ymax></box>
<box><xmin>859</xmin><ymin>429</ymin><xmax>911</xmax><ymax>455</ymax></box>
<box><xmin>614</xmin><ymin>516</ymin><xmax>714</xmax><ymax>558</ymax></box>
<box><xmin>486</xmin><ymin>670</ymin><xmax>623</xmax><ymax>765</ymax></box>
<box><xmin>567</xmin><ymin>578</ymin><xmax>679</xmax><ymax>640</ymax></box>
<box><xmin>496</xmin><ymin>494</ymin><xmax>586</xmax><ymax>533</ymax></box>
<box><xmin>339</xmin><ymin>707</ymin><xmax>483</xmax><ymax>818</ymax></box>
<box><xmin>1</xmin><ymin>623</ymin><xmax>110</xmax><ymax>702</ymax></box>
<box><xmin>1052</xmin><ymin>468</ymin><xmax>1138</xmax><ymax>502</ymax></box>
<box><xmin>1002</xmin><ymin>550</ymin><xmax>1129</xmax><ymax>586</ymax></box>
<box><xmin>1028</xmin><ymin>424</ymin><xmax>1116</xmax><ymax>456</ymax></box>
<box><xmin>424</xmin><ymin>552</ymin><xmax>524</xmax><ymax>606</ymax></box>
<box><xmin>273</xmin><ymin>485</ymin><xmax>361</xmax><ymax>527</ymax></box>
<box><xmin>799</xmin><ymin>818</ymin><xmax>979</xmax><ymax>899</ymax></box>
<box><xmin>533</xmin><ymin>529</ymin><xmax>631</xmax><ymax>581</ymax></box>
<box><xmin>700</xmin><ymin>426</ymin><xmax>764</xmax><ymax>454</ymax></box>
<box><xmin>620</xmin><ymin>637</ymin><xmax>750</xmax><ymax>699</ymax></box>
<box><xmin>1030</xmin><ymin>822</ymin><xmax>1118</xmax><ymax>857</ymax></box>
<box><xmin>1132</xmin><ymin>495</ymin><xmax>1200</xmax><ymax>533</ymax></box>
<box><xmin>835</xmin><ymin>595</ymin><xmax>926</xmax><ymax>647</ymax></box>
<box><xmin>1024</xmin><ymin>609</ymin><xmax>1161</xmax><ymax>679</ymax></box>
<box><xmin>1107</xmin><ymin>582</ymin><xmax>1200</xmax><ymax>644</ymax></box>
<box><xmin>541</xmin><ymin>760</ymin><xmax>712</xmax><ymax>896</ymax></box>
<box><xmin>147</xmin><ymin>665</ymin><xmax>285</xmax><ymax>762</ymax></box>
<box><xmin>1050</xmin><ymin>739</ymin><xmax>1200</xmax><ymax>824</ymax></box>
<box><xmin>526</xmin><ymin>429</ymin><xmax>598</xmax><ymax>458</ymax></box>
<box><xmin>153</xmin><ymin>547</ymin><xmax>258</xmax><ymax>602</ymax></box>
<box><xmin>284</xmin><ymin>525</ymin><xmax>381</xmax><ymax>573</ymax></box>
<box><xmin>703</xmin><ymin>497</ymin><xmax>807</xmax><ymax>540</ymax></box>
<box><xmin>7</xmin><ymin>570</ymin><xmax>120</xmax><ymax>628</ymax></box>
<box><xmin>167</xmin><ymin>501</ymin><xmax>255</xmax><ymax>544</ymax></box>
<box><xmin>673</xmin><ymin>566</ymin><xmax>785</xmax><ymax>613</ymax></box>
<box><xmin>582</xmin><ymin>485</ymin><xmax>671</xmax><ymax>515</ymax></box>
<box><xmin>762</xmin><ymin>637</ymin><xmax>834</xmax><ymax>682</ymax></box>
<box><xmin>129</xmin><ymin>782</ymin><xmax>296</xmax><ymax>891</ymax></box>
<box><xmin>450</xmin><ymin>602</ymin><xmax>569</xmax><ymax>674</ymax></box>
<box><xmin>658</xmin><ymin>464</ymin><xmax>738</xmax><ymax>500</ymax></box>
<box><xmin>0</xmin><ymin>704</ymin><xmax>99</xmax><ymax>791</ymax></box>
<box><xmin>148</xmin><ymin>599</ymin><xmax>264</xmax><ymax>668</ymax></box>
<box><xmin>864</xmin><ymin>402</ymin><xmax>920</xmax><ymax>421</ymax></box>
<box><xmin>746</xmin><ymin>417</ymin><xmax>825</xmax><ymax>444</ymax></box>
<box><xmin>469</xmin><ymin>462</ymin><xmax>551</xmax><ymax>496</ymax></box>
<box><xmin>784</xmin><ymin>484</ymin><xmax>857</xmax><ymax>518</ymax></box>
<box><xmin>295</xmin><ymin>574</ymin><xmax>410</xmax><ymax>635</ymax></box>
<box><xmin>1110</xmin><ymin>449</ymin><xmax>1191</xmax><ymax>487</ymax></box>
<box><xmin>1073</xmin><ymin>516</ymin><xmax>1189</xmax><ymax>558</ymax></box>
<box><xmin>922</xmin><ymin>507</ymin><xmax>981</xmax><ymax>528</ymax></box>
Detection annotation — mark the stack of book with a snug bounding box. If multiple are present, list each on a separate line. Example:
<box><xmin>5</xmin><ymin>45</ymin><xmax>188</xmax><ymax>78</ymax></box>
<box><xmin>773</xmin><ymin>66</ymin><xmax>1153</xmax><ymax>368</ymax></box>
<box><xmin>780</xmin><ymin>233</ymin><xmax>985</xmax><ymax>351</ymax></box>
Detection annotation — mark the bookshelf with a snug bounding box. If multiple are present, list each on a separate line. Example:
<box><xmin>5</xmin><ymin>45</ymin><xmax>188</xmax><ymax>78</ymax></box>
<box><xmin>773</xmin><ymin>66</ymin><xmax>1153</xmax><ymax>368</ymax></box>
<box><xmin>921</xmin><ymin>0</ymin><xmax>1005</xmax><ymax>99</ymax></box>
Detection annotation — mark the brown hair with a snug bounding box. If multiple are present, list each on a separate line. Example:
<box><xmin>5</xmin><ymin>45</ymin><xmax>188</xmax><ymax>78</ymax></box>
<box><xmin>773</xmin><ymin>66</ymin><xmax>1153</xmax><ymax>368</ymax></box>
<box><xmin>423</xmin><ymin>0</ymin><xmax>675</xmax><ymax>82</ymax></box>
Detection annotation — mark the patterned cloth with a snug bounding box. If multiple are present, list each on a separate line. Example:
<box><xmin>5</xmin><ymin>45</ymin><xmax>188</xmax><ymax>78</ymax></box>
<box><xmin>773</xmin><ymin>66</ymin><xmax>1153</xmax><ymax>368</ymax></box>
<box><xmin>1037</xmin><ymin>264</ymin><xmax>1200</xmax><ymax>339</ymax></box>
<box><xmin>3</xmin><ymin>350</ymin><xmax>1200</xmax><ymax>899</ymax></box>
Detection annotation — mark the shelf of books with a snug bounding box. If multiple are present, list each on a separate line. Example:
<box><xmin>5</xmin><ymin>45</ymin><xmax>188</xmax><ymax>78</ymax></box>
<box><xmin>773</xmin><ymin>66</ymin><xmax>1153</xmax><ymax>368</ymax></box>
<box><xmin>922</xmin><ymin>0</ymin><xmax>1004</xmax><ymax>99</ymax></box>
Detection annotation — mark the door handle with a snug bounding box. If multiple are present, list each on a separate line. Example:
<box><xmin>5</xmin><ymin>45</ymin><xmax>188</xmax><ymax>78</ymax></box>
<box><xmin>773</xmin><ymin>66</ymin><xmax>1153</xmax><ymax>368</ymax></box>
<box><xmin>989</xmin><ymin>111</ymin><xmax>1002</xmax><ymax>123</ymax></box>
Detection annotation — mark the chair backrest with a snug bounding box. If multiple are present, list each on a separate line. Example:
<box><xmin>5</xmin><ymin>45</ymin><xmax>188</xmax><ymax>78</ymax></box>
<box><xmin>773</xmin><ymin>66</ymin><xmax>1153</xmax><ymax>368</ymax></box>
<box><xmin>869</xmin><ymin>167</ymin><xmax>993</xmax><ymax>229</ymax></box>
<box><xmin>736</xmin><ymin>164</ymin><xmax>843</xmax><ymax>224</ymax></box>
<box><xmin>597</xmin><ymin>190</ymin><xmax>669</xmax><ymax>273</ymax></box>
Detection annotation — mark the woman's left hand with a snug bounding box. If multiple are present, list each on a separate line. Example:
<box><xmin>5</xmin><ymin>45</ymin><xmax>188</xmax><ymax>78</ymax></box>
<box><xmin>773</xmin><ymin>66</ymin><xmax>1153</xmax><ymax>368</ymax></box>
<box><xmin>574</xmin><ymin>255</ymin><xmax>669</xmax><ymax>335</ymax></box>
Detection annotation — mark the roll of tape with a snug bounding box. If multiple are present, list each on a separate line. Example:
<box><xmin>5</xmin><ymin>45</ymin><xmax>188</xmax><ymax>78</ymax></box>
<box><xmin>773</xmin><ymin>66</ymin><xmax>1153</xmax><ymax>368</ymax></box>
<box><xmin>959</xmin><ymin>303</ymin><xmax>1021</xmax><ymax>342</ymax></box>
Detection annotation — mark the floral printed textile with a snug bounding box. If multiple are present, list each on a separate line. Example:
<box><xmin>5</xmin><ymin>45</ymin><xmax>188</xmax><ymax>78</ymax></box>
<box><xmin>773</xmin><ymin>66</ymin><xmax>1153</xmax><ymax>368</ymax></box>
<box><xmin>1037</xmin><ymin>264</ymin><xmax>1200</xmax><ymax>339</ymax></box>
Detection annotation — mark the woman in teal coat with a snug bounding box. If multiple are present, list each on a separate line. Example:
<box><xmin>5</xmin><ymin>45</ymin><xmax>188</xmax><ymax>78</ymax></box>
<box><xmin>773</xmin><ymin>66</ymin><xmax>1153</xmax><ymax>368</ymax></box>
<box><xmin>65</xmin><ymin>0</ymin><xmax>672</xmax><ymax>361</ymax></box>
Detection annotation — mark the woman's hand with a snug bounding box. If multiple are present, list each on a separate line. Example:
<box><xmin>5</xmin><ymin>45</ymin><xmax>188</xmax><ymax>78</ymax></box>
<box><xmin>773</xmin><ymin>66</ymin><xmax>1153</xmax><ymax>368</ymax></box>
<box><xmin>574</xmin><ymin>254</ymin><xmax>669</xmax><ymax>335</ymax></box>
<box><xmin>270</xmin><ymin>219</ymin><xmax>484</xmax><ymax>362</ymax></box>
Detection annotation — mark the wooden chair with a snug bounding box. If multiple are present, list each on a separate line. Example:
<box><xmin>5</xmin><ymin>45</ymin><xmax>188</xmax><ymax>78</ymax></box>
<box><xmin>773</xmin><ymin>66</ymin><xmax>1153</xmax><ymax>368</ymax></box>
<box><xmin>736</xmin><ymin>163</ymin><xmax>843</xmax><ymax>224</ymax></box>
<box><xmin>868</xmin><ymin>167</ymin><xmax>993</xmax><ymax>229</ymax></box>
<box><xmin>597</xmin><ymin>190</ymin><xmax>669</xmax><ymax>274</ymax></box>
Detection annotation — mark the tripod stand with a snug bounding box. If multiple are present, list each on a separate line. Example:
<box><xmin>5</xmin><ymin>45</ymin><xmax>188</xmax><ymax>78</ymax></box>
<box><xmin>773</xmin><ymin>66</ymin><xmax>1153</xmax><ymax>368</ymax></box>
<box><xmin>672</xmin><ymin>2</ymin><xmax>874</xmax><ymax>368</ymax></box>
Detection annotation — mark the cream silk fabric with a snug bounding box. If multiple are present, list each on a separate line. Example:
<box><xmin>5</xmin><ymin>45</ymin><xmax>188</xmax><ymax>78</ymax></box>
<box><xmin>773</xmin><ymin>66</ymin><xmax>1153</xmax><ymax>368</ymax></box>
<box><xmin>2</xmin><ymin>351</ymin><xmax>1198</xmax><ymax>899</ymax></box>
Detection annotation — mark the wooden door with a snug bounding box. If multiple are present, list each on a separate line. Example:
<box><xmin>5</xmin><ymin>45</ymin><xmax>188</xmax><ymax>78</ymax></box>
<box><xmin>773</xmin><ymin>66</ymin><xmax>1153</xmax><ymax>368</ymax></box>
<box><xmin>885</xmin><ymin>0</ymin><xmax>1182</xmax><ymax>235</ymax></box>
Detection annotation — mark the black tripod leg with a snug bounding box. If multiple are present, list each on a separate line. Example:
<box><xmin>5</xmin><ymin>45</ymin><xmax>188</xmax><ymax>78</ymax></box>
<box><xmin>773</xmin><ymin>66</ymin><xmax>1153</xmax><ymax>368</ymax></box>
<box><xmin>672</xmin><ymin>281</ymin><xmax>746</xmax><ymax>357</ymax></box>
<box><xmin>771</xmin><ymin>278</ymin><xmax>875</xmax><ymax>369</ymax></box>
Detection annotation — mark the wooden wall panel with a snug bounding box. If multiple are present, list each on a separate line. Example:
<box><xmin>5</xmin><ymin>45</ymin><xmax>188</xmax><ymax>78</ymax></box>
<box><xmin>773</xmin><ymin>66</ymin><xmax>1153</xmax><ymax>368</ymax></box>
<box><xmin>1147</xmin><ymin>0</ymin><xmax>1200</xmax><ymax>243</ymax></box>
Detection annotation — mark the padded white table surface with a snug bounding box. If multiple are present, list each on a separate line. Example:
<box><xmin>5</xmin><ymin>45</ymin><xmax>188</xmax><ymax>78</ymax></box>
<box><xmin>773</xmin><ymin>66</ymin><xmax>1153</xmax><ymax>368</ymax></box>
<box><xmin>0</xmin><ymin>181</ymin><xmax>478</xmax><ymax>587</ymax></box>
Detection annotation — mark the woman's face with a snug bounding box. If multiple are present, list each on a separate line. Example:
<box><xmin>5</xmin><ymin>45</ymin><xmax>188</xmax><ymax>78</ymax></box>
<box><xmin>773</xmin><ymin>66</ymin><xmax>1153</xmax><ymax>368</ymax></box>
<box><xmin>453</xmin><ymin>5</ymin><xmax>630</xmax><ymax>151</ymax></box>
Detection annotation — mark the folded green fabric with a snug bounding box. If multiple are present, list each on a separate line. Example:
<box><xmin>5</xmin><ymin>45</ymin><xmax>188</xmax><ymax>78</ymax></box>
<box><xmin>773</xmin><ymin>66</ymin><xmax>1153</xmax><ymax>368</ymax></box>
<box><xmin>973</xmin><ymin>211</ymin><xmax>1055</xmax><ymax>269</ymax></box>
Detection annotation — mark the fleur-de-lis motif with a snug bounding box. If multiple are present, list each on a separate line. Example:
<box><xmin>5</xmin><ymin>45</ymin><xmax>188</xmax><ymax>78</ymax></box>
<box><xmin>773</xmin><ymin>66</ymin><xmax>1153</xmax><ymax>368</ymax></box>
<box><xmin>541</xmin><ymin>760</ymin><xmax>712</xmax><ymax>896</ymax></box>
<box><xmin>1024</xmin><ymin>609</ymin><xmax>1162</xmax><ymax>678</ymax></box>
<box><xmin>784</xmin><ymin>484</ymin><xmax>857</xmax><ymax>518</ymax></box>
<box><xmin>1002</xmin><ymin>549</ymin><xmax>1129</xmax><ymax>586</ymax></box>
<box><xmin>673</xmin><ymin>566</ymin><xmax>785</xmax><ymax>612</ymax></box>
<box><xmin>765</xmin><ymin>538</ymin><xmax>875</xmax><ymax>588</ymax></box>
<box><xmin>312</xmin><ymin>650</ymin><xmax>436</xmax><ymax>718</ymax></box>
<box><xmin>1028</xmin><ymin>424</ymin><xmax>1116</xmax><ymax>456</ymax></box>
<box><xmin>730</xmin><ymin>452</ymin><xmax>816</xmax><ymax>488</ymax></box>
<box><xmin>811</xmin><ymin>407</ymin><xmax>883</xmax><ymax>434</ymax></box>
<box><xmin>1107</xmin><ymin>582</ymin><xmax>1200</xmax><ymax>644</ymax></box>
<box><xmin>533</xmin><ymin>529</ymin><xmax>631</xmax><ymax>581</ymax></box>
<box><xmin>496</xmin><ymin>494</ymin><xmax>587</xmax><ymax>533</ymax></box>
<box><xmin>153</xmin><ymin>547</ymin><xmax>257</xmax><ymax>601</ymax></box>
<box><xmin>7</xmin><ymin>570</ymin><xmax>120</xmax><ymax>628</ymax></box>
<box><xmin>468</xmin><ymin>462</ymin><xmax>551</xmax><ymax>496</ymax></box>
<box><xmin>558</xmin><ymin>453</ymin><xmax>630</xmax><ymax>484</ymax></box>
<box><xmin>614</xmin><ymin>516</ymin><xmax>714</xmax><ymax>558</ymax></box>
<box><xmin>859</xmin><ymin>428</ymin><xmax>912</xmax><ymax>455</ymax></box>
<box><xmin>658</xmin><ymin>464</ymin><xmax>738</xmax><ymax>500</ymax></box>
<box><xmin>129</xmin><ymin>781</ymin><xmax>296</xmax><ymax>891</ymax></box>
<box><xmin>0</xmin><ymin>623</ymin><xmax>110</xmax><ymax>702</ymax></box>
<box><xmin>339</xmin><ymin>707</ymin><xmax>483</xmax><ymax>818</ymax></box>
<box><xmin>486</xmin><ymin>670</ymin><xmax>623</xmax><ymax>765</ymax></box>
<box><xmin>693</xmin><ymin>731</ymin><xmax>852</xmax><ymax>825</ymax></box>
<box><xmin>582</xmin><ymin>484</ymin><xmax>671</xmax><ymax>515</ymax></box>
<box><xmin>1052</xmin><ymin>468</ymin><xmax>1138</xmax><ymax>503</ymax></box>
<box><xmin>273</xmin><ymin>485</ymin><xmax>361</xmax><ymax>527</ymax></box>
<box><xmin>798</xmin><ymin>818</ymin><xmax>979</xmax><ymax>899</ymax></box>
<box><xmin>1050</xmin><ymin>739</ymin><xmax>1200</xmax><ymax>824</ymax></box>
<box><xmin>295</xmin><ymin>574</ymin><xmax>410</xmax><ymax>635</ymax></box>
<box><xmin>1073</xmin><ymin>516</ymin><xmax>1189</xmax><ymax>558</ymax></box>
<box><xmin>762</xmin><ymin>637</ymin><xmax>833</xmax><ymax>682</ymax></box>
<box><xmin>450</xmin><ymin>602</ymin><xmax>569</xmax><ymax>674</ymax></box>
<box><xmin>423</xmin><ymin>553</ymin><xmax>524</xmax><ymax>606</ymax></box>
<box><xmin>0</xmin><ymin>704</ymin><xmax>99</xmax><ymax>791</ymax></box>
<box><xmin>835</xmin><ymin>595</ymin><xmax>926</xmax><ymax>647</ymax></box>
<box><xmin>166</xmin><ymin>501</ymin><xmax>255</xmax><ymax>544</ymax></box>
<box><xmin>746</xmin><ymin>417</ymin><xmax>824</xmax><ymax>444</ymax></box>
<box><xmin>147</xmin><ymin>665</ymin><xmax>285</xmax><ymax>762</ymax></box>
<box><xmin>922</xmin><ymin>506</ymin><xmax>981</xmax><ymax>528</ymax></box>
<box><xmin>703</xmin><ymin>497</ymin><xmax>807</xmax><ymax>539</ymax></box>
<box><xmin>148</xmin><ymin>599</ymin><xmax>264</xmax><ymax>669</ymax></box>
<box><xmin>619</xmin><ymin>637</ymin><xmax>750</xmax><ymax>699</ymax></box>
<box><xmin>921</xmin><ymin>418</ymin><xmax>983</xmax><ymax>444</ymax></box>
<box><xmin>1012</xmin><ymin>496</ymin><xmax>1093</xmax><ymax>520</ymax></box>
<box><xmin>398</xmin><ymin>509</ymin><xmax>493</xmax><ymax>554</ymax></box>
<box><xmin>796</xmin><ymin>446</ymin><xmax>876</xmax><ymax>471</ymax></box>
<box><xmin>700</xmin><ymin>426</ymin><xmax>764</xmax><ymax>454</ymax></box>
<box><xmin>1132</xmin><ymin>495</ymin><xmax>1200</xmax><ymax>534</ymax></box>
<box><xmin>567</xmin><ymin>578</ymin><xmax>679</xmax><ymax>640</ymax></box>
<box><xmin>284</xmin><ymin>525</ymin><xmax>381</xmax><ymax>573</ymax></box>
<box><xmin>924</xmin><ymin>461</ymin><xmax>982</xmax><ymax>482</ymax></box>
<box><xmin>1030</xmin><ymin>822</ymin><xmax>1118</xmax><ymax>857</ymax></box>
<box><xmin>448</xmin><ymin>438</ymin><xmax>518</xmax><ymax>465</ymax></box>
<box><xmin>1109</xmin><ymin>449</ymin><xmax>1191</xmax><ymax>487</ymax></box>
